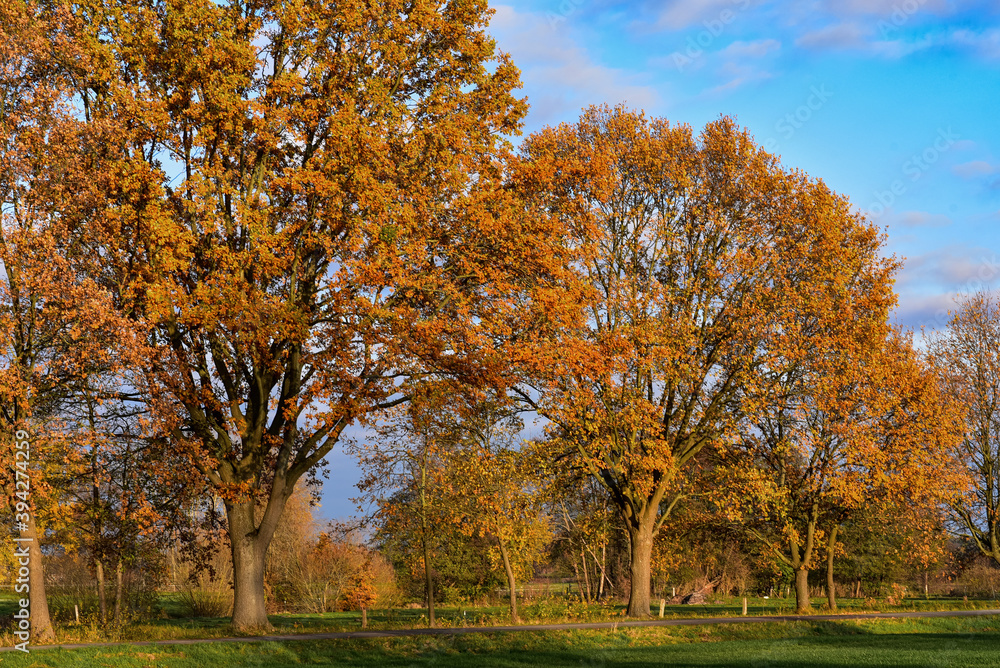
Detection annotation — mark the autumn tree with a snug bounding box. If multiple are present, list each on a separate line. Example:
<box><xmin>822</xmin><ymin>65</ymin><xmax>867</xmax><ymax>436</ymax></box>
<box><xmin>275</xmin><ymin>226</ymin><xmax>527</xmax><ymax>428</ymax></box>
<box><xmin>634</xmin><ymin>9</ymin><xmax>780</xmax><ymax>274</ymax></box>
<box><xmin>931</xmin><ymin>291</ymin><xmax>1000</xmax><ymax>566</ymax></box>
<box><xmin>548</xmin><ymin>461</ymin><xmax>624</xmax><ymax>602</ymax></box>
<box><xmin>445</xmin><ymin>400</ymin><xmax>550</xmax><ymax>622</ymax></box>
<box><xmin>354</xmin><ymin>388</ymin><xmax>457</xmax><ymax>627</ymax></box>
<box><xmin>725</xmin><ymin>330</ymin><xmax>964</xmax><ymax>612</ymax></box>
<box><xmin>1</xmin><ymin>5</ymin><xmax>141</xmax><ymax>638</ymax></box>
<box><xmin>57</xmin><ymin>378</ymin><xmax>197</xmax><ymax>623</ymax></box>
<box><xmin>7</xmin><ymin>0</ymin><xmax>576</xmax><ymax>631</ymax></box>
<box><xmin>512</xmin><ymin>105</ymin><xmax>903</xmax><ymax>616</ymax></box>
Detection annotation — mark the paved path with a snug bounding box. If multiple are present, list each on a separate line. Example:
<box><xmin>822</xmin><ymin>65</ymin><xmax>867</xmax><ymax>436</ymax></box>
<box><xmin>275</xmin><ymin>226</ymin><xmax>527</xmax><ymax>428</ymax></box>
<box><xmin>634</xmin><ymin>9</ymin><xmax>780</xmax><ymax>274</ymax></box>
<box><xmin>6</xmin><ymin>608</ymin><xmax>1000</xmax><ymax>653</ymax></box>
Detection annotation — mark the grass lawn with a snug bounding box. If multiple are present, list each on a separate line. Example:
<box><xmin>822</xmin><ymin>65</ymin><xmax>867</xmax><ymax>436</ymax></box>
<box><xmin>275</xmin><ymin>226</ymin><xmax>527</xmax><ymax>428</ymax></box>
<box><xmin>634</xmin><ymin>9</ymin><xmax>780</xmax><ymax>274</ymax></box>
<box><xmin>3</xmin><ymin>592</ymin><xmax>1000</xmax><ymax>646</ymax></box>
<box><xmin>2</xmin><ymin>616</ymin><xmax>1000</xmax><ymax>667</ymax></box>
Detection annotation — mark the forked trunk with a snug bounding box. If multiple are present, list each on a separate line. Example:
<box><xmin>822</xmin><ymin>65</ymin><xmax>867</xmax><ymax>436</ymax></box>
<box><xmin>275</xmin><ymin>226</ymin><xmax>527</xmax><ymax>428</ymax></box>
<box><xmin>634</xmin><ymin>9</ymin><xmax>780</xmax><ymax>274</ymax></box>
<box><xmin>794</xmin><ymin>567</ymin><xmax>811</xmax><ymax>613</ymax></box>
<box><xmin>626</xmin><ymin>521</ymin><xmax>654</xmax><ymax>617</ymax></box>
<box><xmin>227</xmin><ymin>500</ymin><xmax>272</xmax><ymax>631</ymax></box>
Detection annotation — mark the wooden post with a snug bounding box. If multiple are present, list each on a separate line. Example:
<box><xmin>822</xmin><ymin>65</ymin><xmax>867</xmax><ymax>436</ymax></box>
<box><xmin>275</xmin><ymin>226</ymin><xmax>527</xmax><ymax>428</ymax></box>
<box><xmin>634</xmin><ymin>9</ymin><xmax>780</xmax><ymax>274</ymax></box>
<box><xmin>742</xmin><ymin>598</ymin><xmax>747</xmax><ymax>616</ymax></box>
<box><xmin>361</xmin><ymin>607</ymin><xmax>368</xmax><ymax>629</ymax></box>
<box><xmin>659</xmin><ymin>599</ymin><xmax>665</xmax><ymax>618</ymax></box>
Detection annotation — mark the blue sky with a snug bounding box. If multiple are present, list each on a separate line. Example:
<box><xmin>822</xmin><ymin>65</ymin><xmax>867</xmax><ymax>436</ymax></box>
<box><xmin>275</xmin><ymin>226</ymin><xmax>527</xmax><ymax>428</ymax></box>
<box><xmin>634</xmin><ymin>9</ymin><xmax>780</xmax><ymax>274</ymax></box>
<box><xmin>318</xmin><ymin>0</ymin><xmax>1000</xmax><ymax>520</ymax></box>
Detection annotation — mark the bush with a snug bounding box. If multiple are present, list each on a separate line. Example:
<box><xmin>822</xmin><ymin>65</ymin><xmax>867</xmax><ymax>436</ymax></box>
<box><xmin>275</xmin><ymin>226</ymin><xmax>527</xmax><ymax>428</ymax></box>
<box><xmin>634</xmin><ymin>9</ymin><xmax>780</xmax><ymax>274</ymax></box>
<box><xmin>180</xmin><ymin>587</ymin><xmax>233</xmax><ymax>618</ymax></box>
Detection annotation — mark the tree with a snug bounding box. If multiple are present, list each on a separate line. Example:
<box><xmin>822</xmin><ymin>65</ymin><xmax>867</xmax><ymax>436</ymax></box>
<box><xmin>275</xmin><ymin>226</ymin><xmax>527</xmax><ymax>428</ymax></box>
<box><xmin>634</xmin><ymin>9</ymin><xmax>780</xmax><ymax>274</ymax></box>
<box><xmin>8</xmin><ymin>0</ymin><xmax>573</xmax><ymax>631</ymax></box>
<box><xmin>447</xmin><ymin>401</ymin><xmax>550</xmax><ymax>623</ymax></box>
<box><xmin>932</xmin><ymin>291</ymin><xmax>1000</xmax><ymax>566</ymax></box>
<box><xmin>1</xmin><ymin>7</ymin><xmax>139</xmax><ymax>633</ymax></box>
<box><xmin>725</xmin><ymin>331</ymin><xmax>964</xmax><ymax>612</ymax></box>
<box><xmin>512</xmin><ymin>105</ymin><xmax>897</xmax><ymax>616</ymax></box>
<box><xmin>354</xmin><ymin>388</ymin><xmax>456</xmax><ymax>628</ymax></box>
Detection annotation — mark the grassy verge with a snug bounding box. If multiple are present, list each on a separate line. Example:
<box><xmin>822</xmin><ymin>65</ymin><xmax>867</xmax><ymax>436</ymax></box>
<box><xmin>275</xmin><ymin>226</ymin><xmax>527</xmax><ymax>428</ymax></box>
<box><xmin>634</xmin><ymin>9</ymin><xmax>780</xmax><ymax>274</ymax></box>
<box><xmin>2</xmin><ymin>615</ymin><xmax>1000</xmax><ymax>667</ymax></box>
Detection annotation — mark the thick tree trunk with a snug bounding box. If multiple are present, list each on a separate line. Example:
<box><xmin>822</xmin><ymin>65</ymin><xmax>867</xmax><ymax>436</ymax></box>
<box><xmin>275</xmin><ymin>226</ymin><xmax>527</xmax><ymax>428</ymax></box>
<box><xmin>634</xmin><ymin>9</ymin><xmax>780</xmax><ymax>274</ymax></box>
<box><xmin>794</xmin><ymin>567</ymin><xmax>811</xmax><ymax>613</ymax></box>
<box><xmin>114</xmin><ymin>558</ymin><xmax>123</xmax><ymax>622</ymax></box>
<box><xmin>826</xmin><ymin>526</ymin><xmax>838</xmax><ymax>611</ymax></box>
<box><xmin>498</xmin><ymin>539</ymin><xmax>518</xmax><ymax>623</ymax></box>
<box><xmin>227</xmin><ymin>500</ymin><xmax>272</xmax><ymax>631</ymax></box>
<box><xmin>22</xmin><ymin>512</ymin><xmax>55</xmax><ymax>642</ymax></box>
<box><xmin>96</xmin><ymin>558</ymin><xmax>107</xmax><ymax>624</ymax></box>
<box><xmin>626</xmin><ymin>521</ymin><xmax>654</xmax><ymax>617</ymax></box>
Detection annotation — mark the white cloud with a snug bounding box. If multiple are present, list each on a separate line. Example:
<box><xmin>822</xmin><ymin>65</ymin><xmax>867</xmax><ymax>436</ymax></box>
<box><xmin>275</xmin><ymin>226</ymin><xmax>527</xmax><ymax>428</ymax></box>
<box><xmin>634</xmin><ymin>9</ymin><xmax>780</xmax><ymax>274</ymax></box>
<box><xmin>825</xmin><ymin>0</ymin><xmax>951</xmax><ymax>16</ymax></box>
<box><xmin>888</xmin><ymin>210</ymin><xmax>953</xmax><ymax>228</ymax></box>
<box><xmin>490</xmin><ymin>5</ymin><xmax>660</xmax><ymax>125</ymax></box>
<box><xmin>654</xmin><ymin>0</ymin><xmax>750</xmax><ymax>31</ymax></box>
<box><xmin>795</xmin><ymin>22</ymin><xmax>867</xmax><ymax>50</ymax></box>
<box><xmin>718</xmin><ymin>38</ymin><xmax>782</xmax><ymax>58</ymax></box>
<box><xmin>948</xmin><ymin>28</ymin><xmax>1000</xmax><ymax>59</ymax></box>
<box><xmin>893</xmin><ymin>244</ymin><xmax>1000</xmax><ymax>328</ymax></box>
<box><xmin>952</xmin><ymin>160</ymin><xmax>997</xmax><ymax>179</ymax></box>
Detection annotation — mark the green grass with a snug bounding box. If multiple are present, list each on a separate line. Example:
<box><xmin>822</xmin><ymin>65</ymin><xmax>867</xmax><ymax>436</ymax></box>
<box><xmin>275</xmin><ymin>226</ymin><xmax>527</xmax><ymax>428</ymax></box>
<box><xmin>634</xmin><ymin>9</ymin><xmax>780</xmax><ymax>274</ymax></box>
<box><xmin>3</xmin><ymin>592</ymin><xmax>999</xmax><ymax>647</ymax></box>
<box><xmin>3</xmin><ymin>616</ymin><xmax>1000</xmax><ymax>666</ymax></box>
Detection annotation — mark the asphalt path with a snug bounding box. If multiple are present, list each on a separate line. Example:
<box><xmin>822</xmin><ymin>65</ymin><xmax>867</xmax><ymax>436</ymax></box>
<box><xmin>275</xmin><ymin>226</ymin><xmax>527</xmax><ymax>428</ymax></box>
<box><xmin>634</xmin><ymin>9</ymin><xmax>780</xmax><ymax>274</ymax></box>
<box><xmin>5</xmin><ymin>607</ymin><xmax>1000</xmax><ymax>653</ymax></box>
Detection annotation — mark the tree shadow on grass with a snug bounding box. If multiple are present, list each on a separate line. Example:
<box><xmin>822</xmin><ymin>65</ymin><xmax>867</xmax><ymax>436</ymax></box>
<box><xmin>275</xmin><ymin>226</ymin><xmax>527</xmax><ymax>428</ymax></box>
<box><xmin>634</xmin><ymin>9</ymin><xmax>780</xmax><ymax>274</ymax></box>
<box><xmin>317</xmin><ymin>630</ymin><xmax>999</xmax><ymax>668</ymax></box>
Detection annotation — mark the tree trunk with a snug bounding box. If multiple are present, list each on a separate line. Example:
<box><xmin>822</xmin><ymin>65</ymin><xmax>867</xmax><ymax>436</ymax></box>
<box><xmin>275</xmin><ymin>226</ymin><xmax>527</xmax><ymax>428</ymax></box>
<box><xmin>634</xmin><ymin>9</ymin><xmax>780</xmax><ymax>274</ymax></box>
<box><xmin>826</xmin><ymin>525</ymin><xmax>838</xmax><ymax>611</ymax></box>
<box><xmin>114</xmin><ymin>557</ymin><xmax>123</xmax><ymax>622</ymax></box>
<box><xmin>96</xmin><ymin>558</ymin><xmax>107</xmax><ymax>624</ymax></box>
<box><xmin>22</xmin><ymin>512</ymin><xmax>55</xmax><ymax>642</ymax></box>
<box><xmin>581</xmin><ymin>549</ymin><xmax>592</xmax><ymax>603</ymax></box>
<box><xmin>626</xmin><ymin>520</ymin><xmax>654</xmax><ymax>617</ymax></box>
<box><xmin>598</xmin><ymin>543</ymin><xmax>607</xmax><ymax>600</ymax></box>
<box><xmin>422</xmin><ymin>530</ymin><xmax>435</xmax><ymax>628</ymax></box>
<box><xmin>498</xmin><ymin>539</ymin><xmax>518</xmax><ymax>623</ymax></box>
<box><xmin>794</xmin><ymin>567</ymin><xmax>811</xmax><ymax>613</ymax></box>
<box><xmin>227</xmin><ymin>500</ymin><xmax>272</xmax><ymax>631</ymax></box>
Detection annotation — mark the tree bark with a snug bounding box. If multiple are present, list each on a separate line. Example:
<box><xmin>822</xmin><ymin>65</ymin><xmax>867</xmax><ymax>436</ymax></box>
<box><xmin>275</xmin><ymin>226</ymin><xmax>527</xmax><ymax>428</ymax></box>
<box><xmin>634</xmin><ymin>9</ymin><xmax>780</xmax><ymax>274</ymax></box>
<box><xmin>22</xmin><ymin>512</ymin><xmax>55</xmax><ymax>642</ymax></box>
<box><xmin>422</xmin><ymin>532</ymin><xmax>435</xmax><ymax>628</ymax></box>
<box><xmin>826</xmin><ymin>525</ymin><xmax>838</xmax><ymax>611</ymax></box>
<box><xmin>114</xmin><ymin>557</ymin><xmax>123</xmax><ymax>622</ymax></box>
<box><xmin>227</xmin><ymin>499</ymin><xmax>273</xmax><ymax>631</ymax></box>
<box><xmin>598</xmin><ymin>543</ymin><xmax>607</xmax><ymax>600</ymax></box>
<box><xmin>626</xmin><ymin>520</ymin><xmax>654</xmax><ymax>617</ymax></box>
<box><xmin>794</xmin><ymin>567</ymin><xmax>811</xmax><ymax>613</ymax></box>
<box><xmin>498</xmin><ymin>539</ymin><xmax>518</xmax><ymax>623</ymax></box>
<box><xmin>96</xmin><ymin>558</ymin><xmax>107</xmax><ymax>624</ymax></box>
<box><xmin>580</xmin><ymin>549</ymin><xmax>592</xmax><ymax>603</ymax></box>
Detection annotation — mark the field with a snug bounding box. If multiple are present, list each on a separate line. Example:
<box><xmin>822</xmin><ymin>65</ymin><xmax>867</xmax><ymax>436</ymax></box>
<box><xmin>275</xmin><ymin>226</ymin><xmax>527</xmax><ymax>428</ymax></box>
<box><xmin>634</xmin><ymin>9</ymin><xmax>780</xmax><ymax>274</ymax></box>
<box><xmin>2</xmin><ymin>615</ymin><xmax>1000</xmax><ymax>667</ymax></box>
<box><xmin>3</xmin><ymin>592</ymin><xmax>1000</xmax><ymax>643</ymax></box>
<box><xmin>3</xmin><ymin>594</ymin><xmax>1000</xmax><ymax>667</ymax></box>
